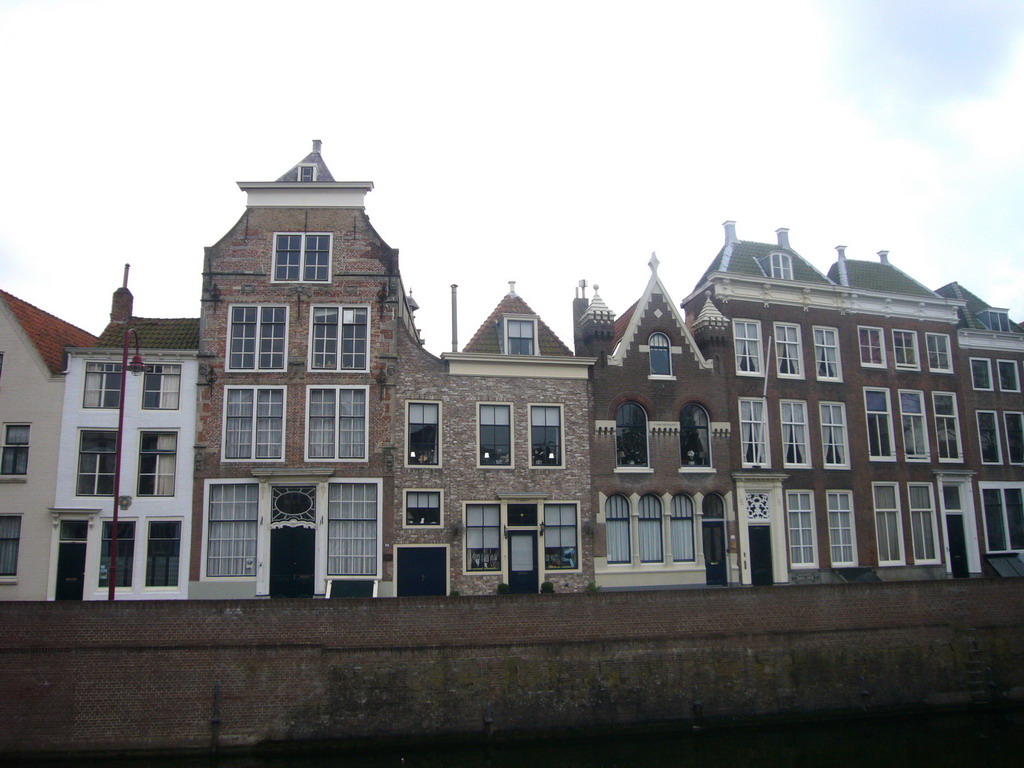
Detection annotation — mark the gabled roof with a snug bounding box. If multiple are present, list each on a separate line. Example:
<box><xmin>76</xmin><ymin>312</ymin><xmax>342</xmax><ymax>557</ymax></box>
<box><xmin>462</xmin><ymin>293</ymin><xmax>573</xmax><ymax>356</ymax></box>
<box><xmin>275</xmin><ymin>139</ymin><xmax>336</xmax><ymax>182</ymax></box>
<box><xmin>612</xmin><ymin>301</ymin><xmax>638</xmax><ymax>348</ymax></box>
<box><xmin>695</xmin><ymin>241</ymin><xmax>833</xmax><ymax>290</ymax></box>
<box><xmin>934</xmin><ymin>282</ymin><xmax>1023</xmax><ymax>333</ymax></box>
<box><xmin>827</xmin><ymin>259</ymin><xmax>938</xmax><ymax>299</ymax></box>
<box><xmin>96</xmin><ymin>317</ymin><xmax>200</xmax><ymax>350</ymax></box>
<box><xmin>0</xmin><ymin>290</ymin><xmax>97</xmax><ymax>374</ymax></box>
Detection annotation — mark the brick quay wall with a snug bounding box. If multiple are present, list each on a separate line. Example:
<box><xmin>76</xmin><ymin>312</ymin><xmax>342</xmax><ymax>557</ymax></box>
<box><xmin>1</xmin><ymin>579</ymin><xmax>1022</xmax><ymax>757</ymax></box>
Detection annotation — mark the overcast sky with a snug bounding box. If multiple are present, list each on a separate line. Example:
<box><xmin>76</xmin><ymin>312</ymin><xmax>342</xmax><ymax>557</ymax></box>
<box><xmin>2</xmin><ymin>0</ymin><xmax>1023</xmax><ymax>356</ymax></box>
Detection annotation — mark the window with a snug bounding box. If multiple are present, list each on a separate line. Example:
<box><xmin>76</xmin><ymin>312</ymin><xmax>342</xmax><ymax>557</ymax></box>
<box><xmin>407</xmin><ymin>402</ymin><xmax>439</xmax><ymax>465</ymax></box>
<box><xmin>605</xmin><ymin>495</ymin><xmax>631</xmax><ymax>564</ymax></box>
<box><xmin>813</xmin><ymin>327</ymin><xmax>841</xmax><ymax>380</ymax></box>
<box><xmin>77</xmin><ymin>430</ymin><xmax>116</xmax><ymax>495</ymax></box>
<box><xmin>1</xmin><ymin>425</ymin><xmax>29</xmax><ymax>475</ymax></box>
<box><xmin>308</xmin><ymin>387</ymin><xmax>367</xmax><ymax>460</ymax></box>
<box><xmin>739</xmin><ymin>398</ymin><xmax>768</xmax><ymax>466</ymax></box>
<box><xmin>827</xmin><ymin>491</ymin><xmax>856</xmax><ymax>566</ymax></box>
<box><xmin>925</xmin><ymin>334</ymin><xmax>952</xmax><ymax>373</ymax></box>
<box><xmin>224</xmin><ymin>388</ymin><xmax>284</xmax><ymax>460</ymax></box>
<box><xmin>872</xmin><ymin>484</ymin><xmax>903</xmax><ymax>565</ymax></box>
<box><xmin>100</xmin><ymin>521</ymin><xmax>135</xmax><ymax>587</ymax></box>
<box><xmin>1005</xmin><ymin>413</ymin><xmax>1024</xmax><ymax>464</ymax></box>
<box><xmin>769</xmin><ymin>252</ymin><xmax>793</xmax><ymax>280</ymax></box>
<box><xmin>0</xmin><ymin>516</ymin><xmax>20</xmax><ymax>576</ymax></box>
<box><xmin>648</xmin><ymin>333</ymin><xmax>671</xmax><ymax>376</ymax></box>
<box><xmin>977</xmin><ymin>411</ymin><xmax>1002</xmax><ymax>464</ymax></box>
<box><xmin>273</xmin><ymin>233</ymin><xmax>331</xmax><ymax>282</ymax></box>
<box><xmin>615</xmin><ymin>402</ymin><xmax>648</xmax><ymax>467</ymax></box>
<box><xmin>819</xmin><ymin>402</ymin><xmax>849</xmax><ymax>468</ymax></box>
<box><xmin>908</xmin><ymin>485</ymin><xmax>938</xmax><ymax>563</ymax></box>
<box><xmin>142</xmin><ymin>364</ymin><xmax>181</xmax><ymax>409</ymax></box>
<box><xmin>679</xmin><ymin>404</ymin><xmax>710</xmax><ymax>466</ymax></box>
<box><xmin>530</xmin><ymin>405</ymin><xmax>562</xmax><ymax>467</ymax></box>
<box><xmin>733</xmin><ymin>320</ymin><xmax>762</xmax><ymax>375</ymax></box>
<box><xmin>858</xmin><ymin>327</ymin><xmax>885</xmax><ymax>367</ymax></box>
<box><xmin>982</xmin><ymin>487</ymin><xmax>1024</xmax><ymax>552</ymax></box>
<box><xmin>864</xmin><ymin>389</ymin><xmax>895</xmax><ymax>460</ymax></box>
<box><xmin>933</xmin><ymin>393</ymin><xmax>962</xmax><ymax>461</ymax></box>
<box><xmin>786</xmin><ymin>491</ymin><xmax>816</xmax><ymax>567</ymax></box>
<box><xmin>466</xmin><ymin>503</ymin><xmax>501</xmax><ymax>570</ymax></box>
<box><xmin>971</xmin><ymin>358</ymin><xmax>993</xmax><ymax>390</ymax></box>
<box><xmin>479</xmin><ymin>404</ymin><xmax>512</xmax><ymax>466</ymax></box>
<box><xmin>978</xmin><ymin>310</ymin><xmax>1011</xmax><ymax>332</ymax></box>
<box><xmin>997</xmin><ymin>360</ymin><xmax>1020</xmax><ymax>392</ymax></box>
<box><xmin>310</xmin><ymin>306</ymin><xmax>368</xmax><ymax>371</ymax></box>
<box><xmin>406</xmin><ymin>491</ymin><xmax>441</xmax><ymax>526</ymax></box>
<box><xmin>327</xmin><ymin>482</ymin><xmax>378</xmax><ymax>576</ymax></box>
<box><xmin>503</xmin><ymin>318</ymin><xmax>536</xmax><ymax>355</ymax></box>
<box><xmin>137</xmin><ymin>432</ymin><xmax>177</xmax><ymax>496</ymax></box>
<box><xmin>146</xmin><ymin>521</ymin><xmax>181</xmax><ymax>587</ymax></box>
<box><xmin>774</xmin><ymin>323</ymin><xmax>803</xmax><ymax>377</ymax></box>
<box><xmin>544</xmin><ymin>504</ymin><xmax>578</xmax><ymax>569</ymax></box>
<box><xmin>227</xmin><ymin>306</ymin><xmax>286</xmax><ymax>371</ymax></box>
<box><xmin>207</xmin><ymin>483</ymin><xmax>258</xmax><ymax>576</ymax></box>
<box><xmin>780</xmin><ymin>400</ymin><xmax>809</xmax><ymax>467</ymax></box>
<box><xmin>892</xmin><ymin>330</ymin><xmax>919</xmax><ymax>370</ymax></box>
<box><xmin>83</xmin><ymin>362</ymin><xmax>121</xmax><ymax>408</ymax></box>
<box><xmin>638</xmin><ymin>494</ymin><xmax>663</xmax><ymax>563</ymax></box>
<box><xmin>669</xmin><ymin>494</ymin><xmax>695</xmax><ymax>562</ymax></box>
<box><xmin>898</xmin><ymin>390</ymin><xmax>928</xmax><ymax>461</ymax></box>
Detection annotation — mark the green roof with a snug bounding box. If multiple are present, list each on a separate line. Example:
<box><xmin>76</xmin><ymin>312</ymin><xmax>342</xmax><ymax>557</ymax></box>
<box><xmin>695</xmin><ymin>241</ymin><xmax>832</xmax><ymax>290</ymax></box>
<box><xmin>827</xmin><ymin>260</ymin><xmax>937</xmax><ymax>298</ymax></box>
<box><xmin>934</xmin><ymin>282</ymin><xmax>1023</xmax><ymax>333</ymax></box>
<box><xmin>96</xmin><ymin>317</ymin><xmax>199</xmax><ymax>350</ymax></box>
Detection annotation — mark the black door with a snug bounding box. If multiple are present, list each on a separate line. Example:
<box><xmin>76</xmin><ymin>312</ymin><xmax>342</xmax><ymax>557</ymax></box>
<box><xmin>749</xmin><ymin>525</ymin><xmax>774</xmax><ymax>586</ymax></box>
<box><xmin>397</xmin><ymin>547</ymin><xmax>447</xmax><ymax>596</ymax></box>
<box><xmin>702</xmin><ymin>522</ymin><xmax>727</xmax><ymax>586</ymax></box>
<box><xmin>946</xmin><ymin>515</ymin><xmax>969</xmax><ymax>579</ymax></box>
<box><xmin>508</xmin><ymin>532</ymin><xmax>538</xmax><ymax>594</ymax></box>
<box><xmin>55</xmin><ymin>542</ymin><xmax>87</xmax><ymax>600</ymax></box>
<box><xmin>270</xmin><ymin>527</ymin><xmax>315</xmax><ymax>598</ymax></box>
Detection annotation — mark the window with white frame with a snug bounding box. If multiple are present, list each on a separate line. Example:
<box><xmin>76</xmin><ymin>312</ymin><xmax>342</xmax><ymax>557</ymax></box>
<box><xmin>327</xmin><ymin>482</ymin><xmax>379</xmax><ymax>576</ymax></box>
<box><xmin>1</xmin><ymin>425</ymin><xmax>29</xmax><ymax>475</ymax></box>
<box><xmin>479</xmin><ymin>404</ymin><xmax>512</xmax><ymax>466</ymax></box>
<box><xmin>733</xmin><ymin>320</ymin><xmax>762</xmax><ymax>375</ymax></box>
<box><xmin>872</xmin><ymin>483</ymin><xmax>903</xmax><ymax>565</ymax></box>
<box><xmin>769</xmin><ymin>252</ymin><xmax>793</xmax><ymax>280</ymax></box>
<box><xmin>616</xmin><ymin>402</ymin><xmax>648</xmax><ymax>467</ymax></box>
<box><xmin>83</xmin><ymin>362</ymin><xmax>121</xmax><ymax>408</ymax></box>
<box><xmin>638</xmin><ymin>494</ymin><xmax>664</xmax><ymax>563</ymax></box>
<box><xmin>670</xmin><ymin>494</ymin><xmax>695</xmax><ymax>562</ymax></box>
<box><xmin>466</xmin><ymin>503</ymin><xmax>501</xmax><ymax>570</ymax></box>
<box><xmin>739</xmin><ymin>398</ymin><xmax>768</xmax><ymax>466</ymax></box>
<box><xmin>503</xmin><ymin>318</ymin><xmax>536</xmax><ymax>355</ymax></box>
<box><xmin>146</xmin><ymin>521</ymin><xmax>181</xmax><ymax>587</ymax></box>
<box><xmin>819</xmin><ymin>402</ymin><xmax>849</xmax><ymax>468</ymax></box>
<box><xmin>308</xmin><ymin>387</ymin><xmax>367</xmax><ymax>460</ymax></box>
<box><xmin>605</xmin><ymin>495</ymin><xmax>631</xmax><ymax>564</ymax></box>
<box><xmin>774</xmin><ymin>323</ymin><xmax>803</xmax><ymax>377</ymax></box>
<box><xmin>970</xmin><ymin>358</ymin><xmax>993</xmax><ymax>390</ymax></box>
<box><xmin>224</xmin><ymin>387</ymin><xmax>284</xmax><ymax>460</ymax></box>
<box><xmin>405</xmin><ymin>490</ymin><xmax>441</xmax><ymax>526</ymax></box>
<box><xmin>679</xmin><ymin>403</ymin><xmax>710</xmax><ymax>466</ymax></box>
<box><xmin>977</xmin><ymin>411</ymin><xmax>1002</xmax><ymax>464</ymax></box>
<box><xmin>982</xmin><ymin>486</ymin><xmax>1024</xmax><ymax>552</ymax></box>
<box><xmin>899</xmin><ymin>390</ymin><xmax>929</xmax><ymax>461</ymax></box>
<box><xmin>100</xmin><ymin>521</ymin><xmax>134</xmax><ymax>587</ymax></box>
<box><xmin>827</xmin><ymin>491</ymin><xmax>856</xmax><ymax>566</ymax></box>
<box><xmin>978</xmin><ymin>310</ymin><xmax>1011</xmax><ymax>332</ymax></box>
<box><xmin>407</xmin><ymin>402</ymin><xmax>439</xmax><ymax>465</ymax></box>
<box><xmin>77</xmin><ymin>430</ymin><xmax>116</xmax><ymax>495</ymax></box>
<box><xmin>0</xmin><ymin>516</ymin><xmax>21</xmax><ymax>576</ymax></box>
<box><xmin>543</xmin><ymin>503</ymin><xmax>578</xmax><ymax>569</ymax></box>
<box><xmin>531</xmin><ymin>405</ymin><xmax>563</xmax><ymax>467</ymax></box>
<box><xmin>858</xmin><ymin>326</ymin><xmax>885</xmax><ymax>367</ymax></box>
<box><xmin>648</xmin><ymin>332</ymin><xmax>671</xmax><ymax>376</ymax></box>
<box><xmin>227</xmin><ymin>306</ymin><xmax>287</xmax><ymax>371</ymax></box>
<box><xmin>892</xmin><ymin>330</ymin><xmax>919</xmax><ymax>370</ymax></box>
<box><xmin>310</xmin><ymin>306</ymin><xmax>368</xmax><ymax>371</ymax></box>
<box><xmin>997</xmin><ymin>360</ymin><xmax>1020</xmax><ymax>392</ymax></box>
<box><xmin>206</xmin><ymin>483</ymin><xmax>258</xmax><ymax>576</ymax></box>
<box><xmin>297</xmin><ymin>165</ymin><xmax>316</xmax><ymax>182</ymax></box>
<box><xmin>786</xmin><ymin>491</ymin><xmax>816</xmax><ymax>567</ymax></box>
<box><xmin>813</xmin><ymin>327</ymin><xmax>841</xmax><ymax>380</ymax></box>
<box><xmin>142</xmin><ymin>364</ymin><xmax>181</xmax><ymax>409</ymax></box>
<box><xmin>780</xmin><ymin>400</ymin><xmax>810</xmax><ymax>467</ymax></box>
<box><xmin>864</xmin><ymin>389</ymin><xmax>895</xmax><ymax>460</ymax></box>
<box><xmin>273</xmin><ymin>233</ymin><xmax>331</xmax><ymax>282</ymax></box>
<box><xmin>933</xmin><ymin>393</ymin><xmax>963</xmax><ymax>461</ymax></box>
<box><xmin>925</xmin><ymin>333</ymin><xmax>952</xmax><ymax>373</ymax></box>
<box><xmin>137</xmin><ymin>432</ymin><xmax>177</xmax><ymax>496</ymax></box>
<box><xmin>908</xmin><ymin>484</ymin><xmax>938</xmax><ymax>563</ymax></box>
<box><xmin>1004</xmin><ymin>412</ymin><xmax>1024</xmax><ymax>464</ymax></box>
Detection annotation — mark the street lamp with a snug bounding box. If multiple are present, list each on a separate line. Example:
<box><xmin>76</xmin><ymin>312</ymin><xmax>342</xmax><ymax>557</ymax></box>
<box><xmin>107</xmin><ymin>328</ymin><xmax>144</xmax><ymax>601</ymax></box>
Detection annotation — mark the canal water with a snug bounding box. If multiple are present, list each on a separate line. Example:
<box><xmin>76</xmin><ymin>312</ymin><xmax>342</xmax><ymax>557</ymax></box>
<box><xmin>12</xmin><ymin>709</ymin><xmax>1022</xmax><ymax>768</ymax></box>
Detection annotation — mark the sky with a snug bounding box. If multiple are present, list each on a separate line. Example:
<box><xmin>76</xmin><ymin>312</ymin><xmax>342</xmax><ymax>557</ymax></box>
<box><xmin>2</xmin><ymin>0</ymin><xmax>1023</xmax><ymax>356</ymax></box>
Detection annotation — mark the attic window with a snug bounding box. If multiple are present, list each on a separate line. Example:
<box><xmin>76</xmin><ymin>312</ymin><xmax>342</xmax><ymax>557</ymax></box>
<box><xmin>769</xmin><ymin>252</ymin><xmax>793</xmax><ymax>280</ymax></box>
<box><xmin>500</xmin><ymin>317</ymin><xmax>537</xmax><ymax>355</ymax></box>
<box><xmin>298</xmin><ymin>165</ymin><xmax>316</xmax><ymax>182</ymax></box>
<box><xmin>979</xmin><ymin>310</ymin><xmax>1011</xmax><ymax>332</ymax></box>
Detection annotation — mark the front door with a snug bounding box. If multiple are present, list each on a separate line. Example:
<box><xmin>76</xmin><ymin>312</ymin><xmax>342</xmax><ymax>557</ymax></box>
<box><xmin>946</xmin><ymin>515</ymin><xmax>969</xmax><ymax>579</ymax></box>
<box><xmin>55</xmin><ymin>520</ymin><xmax>88</xmax><ymax>600</ymax></box>
<box><xmin>749</xmin><ymin>525</ymin><xmax>774</xmax><ymax>586</ymax></box>
<box><xmin>702</xmin><ymin>521</ymin><xmax>727</xmax><ymax>586</ymax></box>
<box><xmin>397</xmin><ymin>547</ymin><xmax>447</xmax><ymax>596</ymax></box>
<box><xmin>270</xmin><ymin>527</ymin><xmax>315</xmax><ymax>598</ymax></box>
<box><xmin>508</xmin><ymin>532</ymin><xmax>538</xmax><ymax>594</ymax></box>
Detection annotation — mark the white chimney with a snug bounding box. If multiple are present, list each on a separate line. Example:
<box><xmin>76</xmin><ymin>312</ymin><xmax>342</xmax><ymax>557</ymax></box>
<box><xmin>776</xmin><ymin>228</ymin><xmax>790</xmax><ymax>249</ymax></box>
<box><xmin>878</xmin><ymin>250</ymin><xmax>889</xmax><ymax>264</ymax></box>
<box><xmin>723</xmin><ymin>220</ymin><xmax>738</xmax><ymax>245</ymax></box>
<box><xmin>312</xmin><ymin>139</ymin><xmax>322</xmax><ymax>153</ymax></box>
<box><xmin>835</xmin><ymin>245</ymin><xmax>849</xmax><ymax>287</ymax></box>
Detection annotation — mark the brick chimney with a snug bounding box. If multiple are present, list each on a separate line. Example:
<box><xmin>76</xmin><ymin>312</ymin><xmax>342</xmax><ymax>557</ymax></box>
<box><xmin>110</xmin><ymin>263</ymin><xmax>133</xmax><ymax>322</ymax></box>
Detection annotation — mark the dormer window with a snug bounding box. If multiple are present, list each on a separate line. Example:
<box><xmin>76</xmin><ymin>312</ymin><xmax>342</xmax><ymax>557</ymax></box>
<box><xmin>770</xmin><ymin>252</ymin><xmax>793</xmax><ymax>280</ymax></box>
<box><xmin>978</xmin><ymin>310</ymin><xmax>1011</xmax><ymax>332</ymax></box>
<box><xmin>298</xmin><ymin>165</ymin><xmax>317</xmax><ymax>182</ymax></box>
<box><xmin>501</xmin><ymin>317</ymin><xmax>536</xmax><ymax>355</ymax></box>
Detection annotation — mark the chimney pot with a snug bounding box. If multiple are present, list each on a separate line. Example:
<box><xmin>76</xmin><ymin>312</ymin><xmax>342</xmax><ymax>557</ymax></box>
<box><xmin>723</xmin><ymin>220</ymin><xmax>738</xmax><ymax>245</ymax></box>
<box><xmin>776</xmin><ymin>228</ymin><xmax>790</xmax><ymax>249</ymax></box>
<box><xmin>835</xmin><ymin>245</ymin><xmax>847</xmax><ymax>262</ymax></box>
<box><xmin>877</xmin><ymin>250</ymin><xmax>889</xmax><ymax>264</ymax></box>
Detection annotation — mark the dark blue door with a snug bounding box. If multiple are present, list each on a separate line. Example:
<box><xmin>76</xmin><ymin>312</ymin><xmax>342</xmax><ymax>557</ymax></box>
<box><xmin>508</xmin><ymin>532</ymin><xmax>538</xmax><ymax>594</ymax></box>
<box><xmin>397</xmin><ymin>547</ymin><xmax>447</xmax><ymax>596</ymax></box>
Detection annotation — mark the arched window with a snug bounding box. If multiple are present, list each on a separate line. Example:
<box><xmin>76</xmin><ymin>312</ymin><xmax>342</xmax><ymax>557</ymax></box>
<box><xmin>638</xmin><ymin>494</ymin><xmax>663</xmax><ymax>562</ymax></box>
<box><xmin>680</xmin><ymin>404</ymin><xmax>710</xmax><ymax>466</ymax></box>
<box><xmin>703</xmin><ymin>493</ymin><xmax>725</xmax><ymax>518</ymax></box>
<box><xmin>649</xmin><ymin>332</ymin><xmax>671</xmax><ymax>376</ymax></box>
<box><xmin>670</xmin><ymin>494</ymin><xmax>695</xmax><ymax>561</ymax></box>
<box><xmin>605</xmin><ymin>494</ymin><xmax>631</xmax><ymax>564</ymax></box>
<box><xmin>616</xmin><ymin>403</ymin><xmax>648</xmax><ymax>467</ymax></box>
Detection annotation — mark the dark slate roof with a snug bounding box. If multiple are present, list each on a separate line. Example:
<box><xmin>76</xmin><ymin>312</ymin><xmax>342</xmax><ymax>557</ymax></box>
<box><xmin>695</xmin><ymin>241</ymin><xmax>832</xmax><ymax>290</ymax></box>
<box><xmin>275</xmin><ymin>141</ymin><xmax>336</xmax><ymax>182</ymax></box>
<box><xmin>0</xmin><ymin>290</ymin><xmax>97</xmax><ymax>374</ymax></box>
<box><xmin>934</xmin><ymin>282</ymin><xmax>1023</xmax><ymax>333</ymax></box>
<box><xmin>96</xmin><ymin>317</ymin><xmax>200</xmax><ymax>350</ymax></box>
<box><xmin>462</xmin><ymin>294</ymin><xmax>574</xmax><ymax>356</ymax></box>
<box><xmin>827</xmin><ymin>259</ymin><xmax>938</xmax><ymax>298</ymax></box>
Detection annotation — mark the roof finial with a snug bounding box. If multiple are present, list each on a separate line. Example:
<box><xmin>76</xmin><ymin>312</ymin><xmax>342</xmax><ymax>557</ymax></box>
<box><xmin>649</xmin><ymin>252</ymin><xmax>660</xmax><ymax>273</ymax></box>
<box><xmin>508</xmin><ymin>280</ymin><xmax>517</xmax><ymax>297</ymax></box>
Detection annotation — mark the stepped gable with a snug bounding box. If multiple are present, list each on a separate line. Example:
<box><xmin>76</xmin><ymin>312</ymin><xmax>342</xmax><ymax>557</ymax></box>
<box><xmin>0</xmin><ymin>290</ymin><xmax>97</xmax><ymax>374</ymax></box>
<box><xmin>97</xmin><ymin>317</ymin><xmax>200</xmax><ymax>350</ymax></box>
<box><xmin>462</xmin><ymin>292</ymin><xmax>573</xmax><ymax>356</ymax></box>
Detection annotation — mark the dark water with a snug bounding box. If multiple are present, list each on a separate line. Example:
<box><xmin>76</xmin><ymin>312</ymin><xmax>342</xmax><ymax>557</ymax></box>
<box><xmin>12</xmin><ymin>710</ymin><xmax>1023</xmax><ymax>768</ymax></box>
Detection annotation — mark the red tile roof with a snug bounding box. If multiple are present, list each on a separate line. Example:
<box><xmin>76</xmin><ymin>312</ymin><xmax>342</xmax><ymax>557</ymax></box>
<box><xmin>0</xmin><ymin>290</ymin><xmax>98</xmax><ymax>374</ymax></box>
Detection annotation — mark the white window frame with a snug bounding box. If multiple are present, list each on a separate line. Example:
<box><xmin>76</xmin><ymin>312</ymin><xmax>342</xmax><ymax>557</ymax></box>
<box><xmin>980</xmin><ymin>484</ymin><xmax>1024</xmax><ymax>553</ymax></box>
<box><xmin>226</xmin><ymin>304</ymin><xmax>288</xmax><ymax>372</ymax></box>
<box><xmin>615</xmin><ymin>402</ymin><xmax>649</xmax><ymax>469</ymax></box>
<box><xmin>637</xmin><ymin>494</ymin><xmax>664</xmax><ymax>563</ymax></box>
<box><xmin>892</xmin><ymin>329</ymin><xmax>920</xmax><ymax>371</ymax></box>
<box><xmin>970</xmin><ymin>358</ymin><xmax>993</xmax><ymax>390</ymax></box>
<box><xmin>933</xmin><ymin>392</ymin><xmax>963</xmax><ymax>462</ymax></box>
<box><xmin>812</xmin><ymin>326</ymin><xmax>842</xmax><ymax>381</ymax></box>
<box><xmin>404</xmin><ymin>489</ymin><xmax>443</xmax><ymax>528</ymax></box>
<box><xmin>202</xmin><ymin>481</ymin><xmax>259</xmax><ymax>579</ymax></box>
<box><xmin>786</xmin><ymin>490</ymin><xmax>817</xmax><ymax>568</ymax></box>
<box><xmin>327</xmin><ymin>480</ymin><xmax>382</xmax><ymax>578</ymax></box>
<box><xmin>308</xmin><ymin>304</ymin><xmax>370</xmax><ymax>372</ymax></box>
<box><xmin>872</xmin><ymin>482</ymin><xmax>905</xmax><ymax>566</ymax></box>
<box><xmin>145</xmin><ymin>519</ymin><xmax>183</xmax><ymax>588</ymax></box>
<box><xmin>605</xmin><ymin>494</ymin><xmax>631</xmax><ymax>564</ymax></box>
<box><xmin>502</xmin><ymin>316</ymin><xmax>538</xmax><ymax>356</ymax></box>
<box><xmin>543</xmin><ymin>503</ymin><xmax>580</xmax><ymax>571</ymax></box>
<box><xmin>76</xmin><ymin>429</ymin><xmax>116</xmax><ymax>496</ymax></box>
<box><xmin>142</xmin><ymin>363</ymin><xmax>181</xmax><ymax>410</ymax></box>
<box><xmin>769</xmin><ymin>252</ymin><xmax>793</xmax><ymax>280</ymax></box>
<box><xmin>529</xmin><ymin>403</ymin><xmax>564</xmax><ymax>469</ymax></box>
<box><xmin>0</xmin><ymin>515</ymin><xmax>22</xmax><ymax>577</ymax></box>
<box><xmin>222</xmin><ymin>386</ymin><xmax>286</xmax><ymax>461</ymax></box>
<box><xmin>647</xmin><ymin>332</ymin><xmax>672</xmax><ymax>377</ymax></box>
<box><xmin>272</xmin><ymin>232</ymin><xmax>333</xmax><ymax>283</ymax></box>
<box><xmin>826</xmin><ymin>490</ymin><xmax>857</xmax><ymax>567</ymax></box>
<box><xmin>780</xmin><ymin>400</ymin><xmax>810</xmax><ymax>468</ymax></box>
<box><xmin>819</xmin><ymin>402</ymin><xmax>849</xmax><ymax>469</ymax></box>
<box><xmin>925</xmin><ymin>333</ymin><xmax>952</xmax><ymax>373</ymax></box>
<box><xmin>406</xmin><ymin>401</ymin><xmax>441</xmax><ymax>467</ymax></box>
<box><xmin>83</xmin><ymin>361</ymin><xmax>121</xmax><ymax>408</ymax></box>
<box><xmin>739</xmin><ymin>397</ymin><xmax>769</xmax><ymax>468</ymax></box>
<box><xmin>1004</xmin><ymin>412</ymin><xmax>1024</xmax><ymax>465</ymax></box>
<box><xmin>733</xmin><ymin>319</ymin><xmax>763</xmax><ymax>376</ymax></box>
<box><xmin>898</xmin><ymin>389</ymin><xmax>929</xmax><ymax>462</ymax></box>
<box><xmin>669</xmin><ymin>494</ymin><xmax>695</xmax><ymax>563</ymax></box>
<box><xmin>907</xmin><ymin>484</ymin><xmax>940</xmax><ymax>564</ymax></box>
<box><xmin>774</xmin><ymin>322</ymin><xmax>803</xmax><ymax>379</ymax></box>
<box><xmin>997</xmin><ymin>360</ymin><xmax>1020</xmax><ymax>392</ymax></box>
<box><xmin>296</xmin><ymin>164</ymin><xmax>317</xmax><ymax>182</ymax></box>
<box><xmin>858</xmin><ymin>326</ymin><xmax>886</xmax><ymax>368</ymax></box>
<box><xmin>977</xmin><ymin>410</ymin><xmax>1002</xmax><ymax>465</ymax></box>
<box><xmin>864</xmin><ymin>388</ymin><xmax>895</xmax><ymax>461</ymax></box>
<box><xmin>478</xmin><ymin>402</ymin><xmax>513</xmax><ymax>468</ymax></box>
<box><xmin>306</xmin><ymin>385</ymin><xmax>369</xmax><ymax>462</ymax></box>
<box><xmin>465</xmin><ymin>503</ymin><xmax>502</xmax><ymax>571</ymax></box>
<box><xmin>978</xmin><ymin>310</ymin><xmax>1011</xmax><ymax>332</ymax></box>
<box><xmin>137</xmin><ymin>431</ymin><xmax>177</xmax><ymax>497</ymax></box>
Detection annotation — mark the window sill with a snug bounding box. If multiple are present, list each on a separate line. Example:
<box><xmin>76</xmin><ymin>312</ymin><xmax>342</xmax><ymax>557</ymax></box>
<box><xmin>614</xmin><ymin>466</ymin><xmax>654</xmax><ymax>474</ymax></box>
<box><xmin>405</xmin><ymin>463</ymin><xmax>442</xmax><ymax>469</ymax></box>
<box><xmin>0</xmin><ymin>578</ymin><xmax>18</xmax><ymax>585</ymax></box>
<box><xmin>648</xmin><ymin>375</ymin><xmax>676</xmax><ymax>381</ymax></box>
<box><xmin>529</xmin><ymin>464</ymin><xmax>565</xmax><ymax>470</ymax></box>
<box><xmin>678</xmin><ymin>466</ymin><xmax>715</xmax><ymax>474</ymax></box>
<box><xmin>868</xmin><ymin>457</ymin><xmax>897</xmax><ymax>462</ymax></box>
<box><xmin>0</xmin><ymin>476</ymin><xmax>27</xmax><ymax>484</ymax></box>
